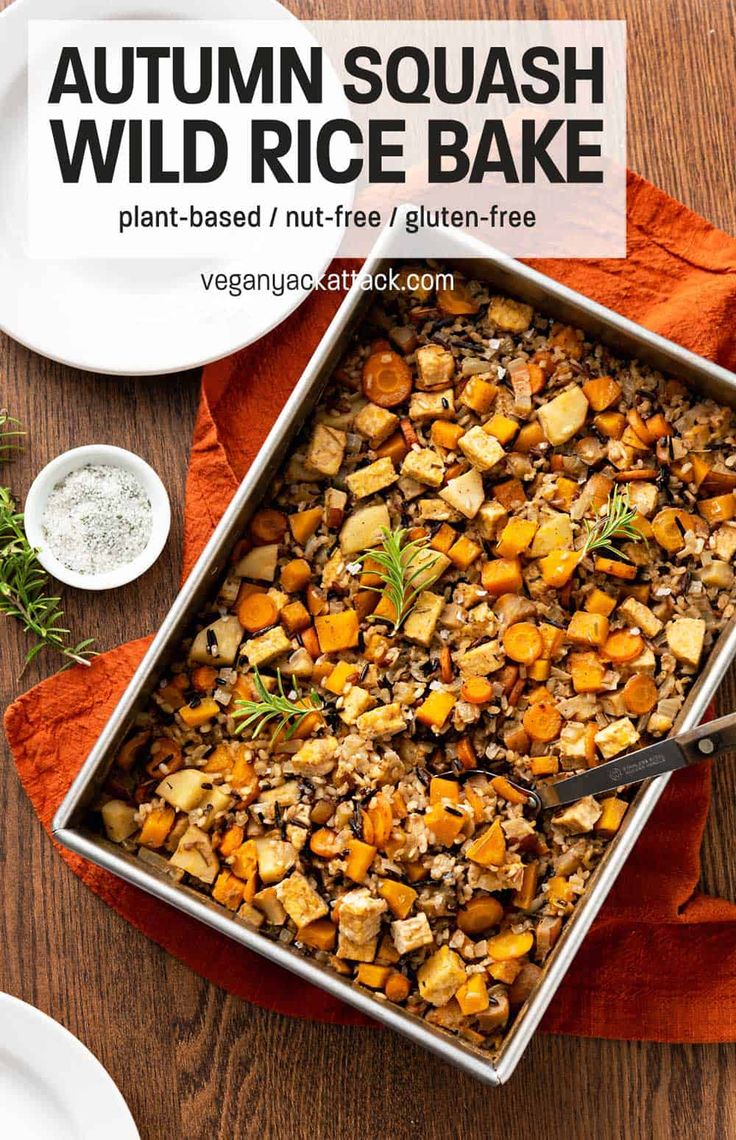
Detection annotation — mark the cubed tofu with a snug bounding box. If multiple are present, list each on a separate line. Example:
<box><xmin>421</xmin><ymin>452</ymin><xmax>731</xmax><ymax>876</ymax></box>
<box><xmin>409</xmin><ymin>389</ymin><xmax>455</xmax><ymax>422</ymax></box>
<box><xmin>476</xmin><ymin>500</ymin><xmax>508</xmax><ymax>539</ymax></box>
<box><xmin>625</xmin><ymin>646</ymin><xmax>656</xmax><ymax>674</ymax></box>
<box><xmin>417</xmin><ymin>945</ymin><xmax>467</xmax><ymax>1006</ymax></box>
<box><xmin>626</xmin><ymin>481</ymin><xmax>659</xmax><ymax>518</ymax></box>
<box><xmin>353</xmin><ymin>402</ymin><xmax>399</xmax><ymax>447</ymax></box>
<box><xmin>306</xmin><ymin>423</ymin><xmax>347</xmax><ymax>477</ymax></box>
<box><xmin>415</xmin><ymin>343</ymin><xmax>455</xmax><ymax>390</ymax></box>
<box><xmin>338</xmin><ymin>888</ymin><xmax>388</xmax><ymax>944</ymax></box>
<box><xmin>401</xmin><ymin>447</ymin><xmax>445</xmax><ymax>488</ymax></box>
<box><xmin>714</xmin><ymin>524</ymin><xmax>736</xmax><ymax>562</ymax></box>
<box><xmin>345</xmin><ymin>457</ymin><xmax>399</xmax><ymax>500</ymax></box>
<box><xmin>558</xmin><ymin>721</ymin><xmax>589</xmax><ymax>762</ymax></box>
<box><xmin>391</xmin><ymin>913</ymin><xmax>433</xmax><ymax>955</ymax></box>
<box><xmin>336</xmin><ymin>933</ymin><xmax>378</xmax><ymax>962</ymax></box>
<box><xmin>618</xmin><ymin>596</ymin><xmax>663</xmax><ymax>638</ymax></box>
<box><xmin>403</xmin><ymin>590</ymin><xmax>444</xmax><ymax>647</ymax></box>
<box><xmin>339</xmin><ymin>502</ymin><xmax>391</xmax><ymax>556</ymax></box>
<box><xmin>340</xmin><ymin>686</ymin><xmax>376</xmax><ymax>725</ymax></box>
<box><xmin>456</xmin><ymin>641</ymin><xmax>504</xmax><ymax>676</ymax></box>
<box><xmin>254</xmin><ymin>837</ymin><xmax>297</xmax><ymax>884</ymax></box>
<box><xmin>356</xmin><ymin>702</ymin><xmax>407</xmax><ymax>737</ymax></box>
<box><xmin>458</xmin><ymin>426</ymin><xmax>506</xmax><ymax>473</ymax></box>
<box><xmin>243</xmin><ymin>625</ymin><xmax>292</xmax><ymax>668</ymax></box>
<box><xmin>666</xmin><ymin>617</ymin><xmax>706</xmax><ymax>668</ymax></box>
<box><xmin>553</xmin><ymin>795</ymin><xmax>602</xmax><ymax>834</ymax></box>
<box><xmin>235</xmin><ymin>544</ymin><xmax>279</xmax><ymax>583</ymax></box>
<box><xmin>274</xmin><ymin>872</ymin><xmax>328</xmax><ymax>927</ymax></box>
<box><xmin>594</xmin><ymin>716</ymin><xmax>640</xmax><ymax>759</ymax></box>
<box><xmin>530</xmin><ymin>513</ymin><xmax>574</xmax><ymax>558</ymax></box>
<box><xmin>538</xmin><ymin>387</ymin><xmax>590</xmax><ymax>446</ymax></box>
<box><xmin>418</xmin><ymin>498</ymin><xmax>462</xmax><ymax>522</ymax></box>
<box><xmin>189</xmin><ymin>615</ymin><xmax>244</xmax><ymax>666</ymax></box>
<box><xmin>698</xmin><ymin>560</ymin><xmax>734</xmax><ymax>589</ymax></box>
<box><xmin>487</xmin><ymin>295</ymin><xmax>533</xmax><ymax>333</ymax></box>
<box><xmin>291</xmin><ymin>737</ymin><xmax>339</xmax><ymax>776</ymax></box>
<box><xmin>439</xmin><ymin>467</ymin><xmax>485</xmax><ymax>519</ymax></box>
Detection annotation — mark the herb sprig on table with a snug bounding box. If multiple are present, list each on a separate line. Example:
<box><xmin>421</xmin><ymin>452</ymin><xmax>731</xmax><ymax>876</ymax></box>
<box><xmin>0</xmin><ymin>414</ymin><xmax>95</xmax><ymax>672</ymax></box>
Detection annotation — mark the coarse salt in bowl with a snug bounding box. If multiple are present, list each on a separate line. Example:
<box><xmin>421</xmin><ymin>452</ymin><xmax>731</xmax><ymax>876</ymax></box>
<box><xmin>24</xmin><ymin>445</ymin><xmax>171</xmax><ymax>591</ymax></box>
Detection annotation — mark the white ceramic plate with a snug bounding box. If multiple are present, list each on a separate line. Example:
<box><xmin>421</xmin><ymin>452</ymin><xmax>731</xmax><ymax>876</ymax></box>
<box><xmin>0</xmin><ymin>0</ymin><xmax>336</xmax><ymax>375</ymax></box>
<box><xmin>0</xmin><ymin>993</ymin><xmax>139</xmax><ymax>1139</ymax></box>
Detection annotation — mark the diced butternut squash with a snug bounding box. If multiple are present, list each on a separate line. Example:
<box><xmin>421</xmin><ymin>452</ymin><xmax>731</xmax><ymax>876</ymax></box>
<box><xmin>539</xmin><ymin>622</ymin><xmax>565</xmax><ymax>659</ymax></box>
<box><xmin>546</xmin><ymin>876</ymin><xmax>575</xmax><ymax>910</ymax></box>
<box><xmin>179</xmin><ymin>699</ymin><xmax>220</xmax><ymax>728</ymax></box>
<box><xmin>481</xmin><ymin>558</ymin><xmax>523</xmax><ymax>595</ymax></box>
<box><xmin>429</xmin><ymin>777</ymin><xmax>461</xmax><ymax>805</ymax></box>
<box><xmin>456</xmin><ymin>974</ymin><xmax>490</xmax><ymax>1016</ymax></box>
<box><xmin>595</xmin><ymin>796</ymin><xmax>629</xmax><ymax>838</ymax></box>
<box><xmin>345</xmin><ymin>838</ymin><xmax>378</xmax><ymax>883</ymax></box>
<box><xmin>324</xmin><ymin>660</ymin><xmax>360</xmax><ymax>695</ymax></box>
<box><xmin>496</xmin><ymin>519</ymin><xmax>538</xmax><ymax>558</ymax></box>
<box><xmin>138</xmin><ymin>806</ymin><xmax>175</xmax><ymax>849</ymax></box>
<box><xmin>315</xmin><ymin>610</ymin><xmax>360</xmax><ymax>653</ymax></box>
<box><xmin>484</xmin><ymin>414</ymin><xmax>519</xmax><ymax>445</ymax></box>
<box><xmin>539</xmin><ymin>550</ymin><xmax>580</xmax><ymax>588</ymax></box>
<box><xmin>430</xmin><ymin>420</ymin><xmax>465</xmax><ymax>451</ymax></box>
<box><xmin>465</xmin><ymin>820</ymin><xmax>506</xmax><ymax>867</ymax></box>
<box><xmin>281</xmin><ymin>558</ymin><xmax>311</xmax><ymax>594</ymax></box>
<box><xmin>552</xmin><ymin>476</ymin><xmax>578</xmax><ymax>510</ymax></box>
<box><xmin>515</xmin><ymin>422</ymin><xmax>546</xmax><ymax>452</ymax></box>
<box><xmin>493</xmin><ymin>479</ymin><xmax>526</xmax><ymax>510</ymax></box>
<box><xmin>425</xmin><ymin>803</ymin><xmax>466</xmax><ymax>845</ymax></box>
<box><xmin>583</xmin><ymin>376</ymin><xmax>622</xmax><ymax>412</ymax></box>
<box><xmin>356</xmin><ymin>963</ymin><xmax>392</xmax><ymax>989</ymax></box>
<box><xmin>447</xmin><ymin>534</ymin><xmax>482</xmax><ymax>570</ymax></box>
<box><xmin>567</xmin><ymin>611</ymin><xmax>609</xmax><ymax>648</ymax></box>
<box><xmin>698</xmin><ymin>493</ymin><xmax>736</xmax><ymax>525</ymax></box>
<box><xmin>377</xmin><ymin>879</ymin><xmax>418</xmax><ymax>919</ymax></box>
<box><xmin>594</xmin><ymin>411</ymin><xmax>625</xmax><ymax>439</ymax></box>
<box><xmin>415</xmin><ymin>690</ymin><xmax>456</xmax><ymax>729</ymax></box>
<box><xmin>297</xmin><ymin>918</ymin><xmax>337</xmax><ymax>951</ymax></box>
<box><xmin>530</xmin><ymin>755</ymin><xmax>559</xmax><ymax>777</ymax></box>
<box><xmin>514</xmin><ymin>861</ymin><xmax>539</xmax><ymax>911</ymax></box>
<box><xmin>289</xmin><ymin>507</ymin><xmax>323</xmax><ymax>546</ymax></box>
<box><xmin>585</xmin><ymin>588</ymin><xmax>617</xmax><ymax>617</ymax></box>
<box><xmin>569</xmin><ymin>651</ymin><xmax>606</xmax><ymax>693</ymax></box>
<box><xmin>280</xmin><ymin>600</ymin><xmax>312</xmax><ymax>635</ymax></box>
<box><xmin>459</xmin><ymin>375</ymin><xmax>498</xmax><ymax>415</ymax></box>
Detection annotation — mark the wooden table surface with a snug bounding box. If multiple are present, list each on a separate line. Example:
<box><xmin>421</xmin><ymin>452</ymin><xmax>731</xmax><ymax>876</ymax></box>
<box><xmin>1</xmin><ymin>1</ymin><xmax>735</xmax><ymax>1136</ymax></box>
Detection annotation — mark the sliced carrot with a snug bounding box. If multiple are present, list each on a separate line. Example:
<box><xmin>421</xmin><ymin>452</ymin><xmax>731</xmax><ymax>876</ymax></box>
<box><xmin>250</xmin><ymin>508</ymin><xmax>288</xmax><ymax>545</ymax></box>
<box><xmin>309</xmin><ymin>828</ymin><xmax>344</xmax><ymax>859</ymax></box>
<box><xmin>456</xmin><ymin>736</ymin><xmax>477</xmax><ymax>770</ymax></box>
<box><xmin>384</xmin><ymin>973</ymin><xmax>411</xmax><ymax>1003</ymax></box>
<box><xmin>457</xmin><ymin>895</ymin><xmax>504</xmax><ymax>935</ymax></box>
<box><xmin>461</xmin><ymin>677</ymin><xmax>494</xmax><ymax>705</ymax></box>
<box><xmin>622</xmin><ymin>673</ymin><xmax>658</xmax><ymax>715</ymax></box>
<box><xmin>523</xmin><ymin>701</ymin><xmax>562</xmax><ymax>743</ymax></box>
<box><xmin>237</xmin><ymin>591</ymin><xmax>278</xmax><ymax>634</ymax></box>
<box><xmin>612</xmin><ymin>468</ymin><xmax>659</xmax><ymax>483</ymax></box>
<box><xmin>503</xmin><ymin>622</ymin><xmax>543</xmax><ymax>666</ymax></box>
<box><xmin>627</xmin><ymin>409</ymin><xmax>655</xmax><ymax>445</ymax></box>
<box><xmin>491</xmin><ymin>775</ymin><xmax>530</xmax><ymax>805</ymax></box>
<box><xmin>594</xmin><ymin>555</ymin><xmax>638</xmax><ymax>580</ymax></box>
<box><xmin>362</xmin><ymin>351</ymin><xmax>413</xmax><ymax>408</ymax></box>
<box><xmin>439</xmin><ymin>647</ymin><xmax>454</xmax><ymax>684</ymax></box>
<box><xmin>603</xmin><ymin>630</ymin><xmax>645</xmax><ymax>663</ymax></box>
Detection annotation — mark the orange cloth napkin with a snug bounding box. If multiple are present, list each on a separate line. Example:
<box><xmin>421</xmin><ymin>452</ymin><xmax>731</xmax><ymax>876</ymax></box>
<box><xmin>6</xmin><ymin>171</ymin><xmax>736</xmax><ymax>1041</ymax></box>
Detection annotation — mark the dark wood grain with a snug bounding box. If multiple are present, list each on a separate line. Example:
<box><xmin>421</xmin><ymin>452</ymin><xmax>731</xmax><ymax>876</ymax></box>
<box><xmin>1</xmin><ymin>1</ymin><xmax>735</xmax><ymax>1137</ymax></box>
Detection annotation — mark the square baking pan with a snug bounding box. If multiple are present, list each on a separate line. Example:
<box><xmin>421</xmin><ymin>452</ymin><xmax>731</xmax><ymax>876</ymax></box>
<box><xmin>53</xmin><ymin>215</ymin><xmax>736</xmax><ymax>1084</ymax></box>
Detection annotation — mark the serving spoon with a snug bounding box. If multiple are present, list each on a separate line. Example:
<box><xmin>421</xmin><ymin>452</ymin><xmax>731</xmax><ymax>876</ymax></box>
<box><xmin>461</xmin><ymin>712</ymin><xmax>736</xmax><ymax>814</ymax></box>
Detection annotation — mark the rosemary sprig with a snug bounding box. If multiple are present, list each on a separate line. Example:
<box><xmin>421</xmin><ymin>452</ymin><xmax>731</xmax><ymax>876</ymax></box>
<box><xmin>0</xmin><ymin>409</ymin><xmax>25</xmax><ymax>462</ymax></box>
<box><xmin>581</xmin><ymin>485</ymin><xmax>644</xmax><ymax>559</ymax></box>
<box><xmin>233</xmin><ymin>667</ymin><xmax>322</xmax><ymax>743</ymax></box>
<box><xmin>0</xmin><ymin>486</ymin><xmax>95</xmax><ymax>672</ymax></box>
<box><xmin>357</xmin><ymin>526</ymin><xmax>440</xmax><ymax>635</ymax></box>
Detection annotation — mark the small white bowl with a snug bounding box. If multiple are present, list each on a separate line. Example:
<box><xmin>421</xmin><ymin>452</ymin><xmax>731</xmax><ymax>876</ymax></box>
<box><xmin>24</xmin><ymin>444</ymin><xmax>171</xmax><ymax>591</ymax></box>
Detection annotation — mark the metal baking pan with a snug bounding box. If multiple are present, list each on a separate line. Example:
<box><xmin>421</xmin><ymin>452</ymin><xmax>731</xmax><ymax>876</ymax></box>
<box><xmin>53</xmin><ymin>215</ymin><xmax>736</xmax><ymax>1084</ymax></box>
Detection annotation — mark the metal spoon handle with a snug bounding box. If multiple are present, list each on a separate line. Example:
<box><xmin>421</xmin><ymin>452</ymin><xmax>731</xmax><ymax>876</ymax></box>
<box><xmin>537</xmin><ymin>710</ymin><xmax>736</xmax><ymax>810</ymax></box>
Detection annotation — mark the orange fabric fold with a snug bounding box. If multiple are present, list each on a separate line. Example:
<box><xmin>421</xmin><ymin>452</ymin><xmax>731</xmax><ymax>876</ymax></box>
<box><xmin>6</xmin><ymin>171</ymin><xmax>736</xmax><ymax>1042</ymax></box>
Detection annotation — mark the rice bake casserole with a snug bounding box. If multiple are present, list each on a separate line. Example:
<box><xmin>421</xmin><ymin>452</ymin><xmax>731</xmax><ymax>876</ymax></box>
<box><xmin>98</xmin><ymin>268</ymin><xmax>736</xmax><ymax>1051</ymax></box>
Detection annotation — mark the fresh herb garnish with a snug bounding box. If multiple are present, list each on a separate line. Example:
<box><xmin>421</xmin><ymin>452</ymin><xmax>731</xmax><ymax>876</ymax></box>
<box><xmin>0</xmin><ymin>486</ymin><xmax>96</xmax><ymax>672</ymax></box>
<box><xmin>233</xmin><ymin>666</ymin><xmax>322</xmax><ymax>743</ymax></box>
<box><xmin>357</xmin><ymin>526</ymin><xmax>439</xmax><ymax>635</ymax></box>
<box><xmin>581</xmin><ymin>485</ymin><xmax>643</xmax><ymax>559</ymax></box>
<box><xmin>0</xmin><ymin>410</ymin><xmax>24</xmax><ymax>462</ymax></box>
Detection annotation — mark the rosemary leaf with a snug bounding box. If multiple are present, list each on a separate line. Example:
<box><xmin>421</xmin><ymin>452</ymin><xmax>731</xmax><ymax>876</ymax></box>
<box><xmin>357</xmin><ymin>526</ymin><xmax>440</xmax><ymax>634</ymax></box>
<box><xmin>581</xmin><ymin>485</ymin><xmax>644</xmax><ymax>560</ymax></box>
<box><xmin>233</xmin><ymin>667</ymin><xmax>322</xmax><ymax>743</ymax></box>
<box><xmin>0</xmin><ymin>486</ymin><xmax>95</xmax><ymax>673</ymax></box>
